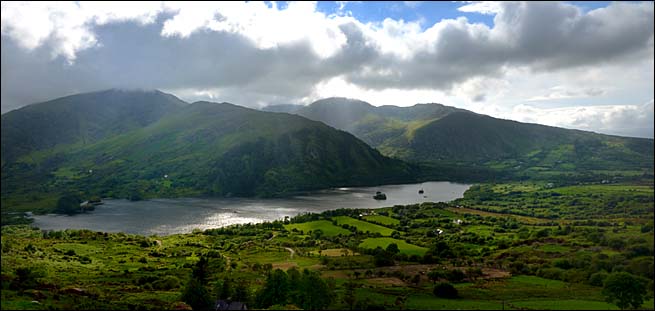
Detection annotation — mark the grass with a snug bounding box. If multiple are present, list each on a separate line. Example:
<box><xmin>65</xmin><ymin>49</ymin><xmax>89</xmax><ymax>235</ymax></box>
<box><xmin>332</xmin><ymin>216</ymin><xmax>395</xmax><ymax>236</ymax></box>
<box><xmin>284</xmin><ymin>220</ymin><xmax>351</xmax><ymax>237</ymax></box>
<box><xmin>405</xmin><ymin>294</ymin><xmax>504</xmax><ymax>310</ymax></box>
<box><xmin>508</xmin><ymin>275</ymin><xmax>568</xmax><ymax>288</ymax></box>
<box><xmin>363</xmin><ymin>215</ymin><xmax>400</xmax><ymax>226</ymax></box>
<box><xmin>509</xmin><ymin>299</ymin><xmax>618</xmax><ymax>310</ymax></box>
<box><xmin>310</xmin><ymin>248</ymin><xmax>357</xmax><ymax>257</ymax></box>
<box><xmin>358</xmin><ymin>238</ymin><xmax>428</xmax><ymax>256</ymax></box>
<box><xmin>538</xmin><ymin>244</ymin><xmax>571</xmax><ymax>253</ymax></box>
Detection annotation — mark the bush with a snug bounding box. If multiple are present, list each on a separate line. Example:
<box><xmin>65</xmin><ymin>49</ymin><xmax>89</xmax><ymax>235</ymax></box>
<box><xmin>153</xmin><ymin>276</ymin><xmax>181</xmax><ymax>290</ymax></box>
<box><xmin>445</xmin><ymin>269</ymin><xmax>466</xmax><ymax>283</ymax></box>
<box><xmin>537</xmin><ymin>267</ymin><xmax>564</xmax><ymax>280</ymax></box>
<box><xmin>553</xmin><ymin>258</ymin><xmax>573</xmax><ymax>270</ymax></box>
<box><xmin>10</xmin><ymin>267</ymin><xmax>44</xmax><ymax>290</ymax></box>
<box><xmin>55</xmin><ymin>195</ymin><xmax>82</xmax><ymax>215</ymax></box>
<box><xmin>373</xmin><ymin>248</ymin><xmax>394</xmax><ymax>267</ymax></box>
<box><xmin>588</xmin><ymin>271</ymin><xmax>608</xmax><ymax>287</ymax></box>
<box><xmin>607</xmin><ymin>238</ymin><xmax>626</xmax><ymax>250</ymax></box>
<box><xmin>433</xmin><ymin>282</ymin><xmax>458</xmax><ymax>298</ymax></box>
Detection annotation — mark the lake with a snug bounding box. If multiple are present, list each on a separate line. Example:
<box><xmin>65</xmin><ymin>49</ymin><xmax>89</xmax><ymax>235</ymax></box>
<box><xmin>32</xmin><ymin>181</ymin><xmax>470</xmax><ymax>236</ymax></box>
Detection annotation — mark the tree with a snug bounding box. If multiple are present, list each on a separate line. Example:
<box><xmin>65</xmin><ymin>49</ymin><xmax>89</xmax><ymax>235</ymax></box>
<box><xmin>342</xmin><ymin>279</ymin><xmax>356</xmax><ymax>310</ymax></box>
<box><xmin>55</xmin><ymin>194</ymin><xmax>82</xmax><ymax>215</ymax></box>
<box><xmin>602</xmin><ymin>272</ymin><xmax>647</xmax><ymax>310</ymax></box>
<box><xmin>433</xmin><ymin>282</ymin><xmax>458</xmax><ymax>299</ymax></box>
<box><xmin>257</xmin><ymin>269</ymin><xmax>289</xmax><ymax>308</ymax></box>
<box><xmin>217</xmin><ymin>278</ymin><xmax>233</xmax><ymax>300</ymax></box>
<box><xmin>373</xmin><ymin>247</ymin><xmax>394</xmax><ymax>267</ymax></box>
<box><xmin>466</xmin><ymin>267</ymin><xmax>483</xmax><ymax>281</ymax></box>
<box><xmin>193</xmin><ymin>256</ymin><xmax>209</xmax><ymax>284</ymax></box>
<box><xmin>427</xmin><ymin>270</ymin><xmax>444</xmax><ymax>283</ymax></box>
<box><xmin>446</xmin><ymin>269</ymin><xmax>466</xmax><ymax>283</ymax></box>
<box><xmin>181</xmin><ymin>278</ymin><xmax>213</xmax><ymax>311</ymax></box>
<box><xmin>234</xmin><ymin>281</ymin><xmax>250</xmax><ymax>303</ymax></box>
<box><xmin>386</xmin><ymin>243</ymin><xmax>400</xmax><ymax>255</ymax></box>
<box><xmin>297</xmin><ymin>269</ymin><xmax>334</xmax><ymax>310</ymax></box>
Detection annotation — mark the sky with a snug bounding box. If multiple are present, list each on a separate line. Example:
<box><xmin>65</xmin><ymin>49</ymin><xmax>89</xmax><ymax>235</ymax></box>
<box><xmin>1</xmin><ymin>1</ymin><xmax>653</xmax><ymax>138</ymax></box>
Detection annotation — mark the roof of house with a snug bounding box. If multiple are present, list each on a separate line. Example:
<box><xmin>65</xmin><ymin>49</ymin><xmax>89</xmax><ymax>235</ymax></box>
<box><xmin>215</xmin><ymin>300</ymin><xmax>247</xmax><ymax>310</ymax></box>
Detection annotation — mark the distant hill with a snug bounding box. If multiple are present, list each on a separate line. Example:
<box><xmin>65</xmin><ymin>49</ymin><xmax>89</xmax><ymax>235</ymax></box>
<box><xmin>1</xmin><ymin>91</ymin><xmax>415</xmax><ymax>212</ymax></box>
<box><xmin>261</xmin><ymin>104</ymin><xmax>302</xmax><ymax>114</ymax></box>
<box><xmin>293</xmin><ymin>98</ymin><xmax>654</xmax><ymax>180</ymax></box>
<box><xmin>1</xmin><ymin>89</ymin><xmax>186</xmax><ymax>166</ymax></box>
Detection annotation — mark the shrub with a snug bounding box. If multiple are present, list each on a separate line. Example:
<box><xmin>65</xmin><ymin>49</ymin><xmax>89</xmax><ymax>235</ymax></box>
<box><xmin>537</xmin><ymin>267</ymin><xmax>564</xmax><ymax>280</ymax></box>
<box><xmin>153</xmin><ymin>276</ymin><xmax>181</xmax><ymax>290</ymax></box>
<box><xmin>445</xmin><ymin>269</ymin><xmax>466</xmax><ymax>283</ymax></box>
<box><xmin>588</xmin><ymin>271</ymin><xmax>608</xmax><ymax>287</ymax></box>
<box><xmin>433</xmin><ymin>282</ymin><xmax>458</xmax><ymax>298</ymax></box>
<box><xmin>553</xmin><ymin>258</ymin><xmax>573</xmax><ymax>270</ymax></box>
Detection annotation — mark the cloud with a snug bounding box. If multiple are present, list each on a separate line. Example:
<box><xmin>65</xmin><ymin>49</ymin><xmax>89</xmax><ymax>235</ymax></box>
<box><xmin>527</xmin><ymin>85</ymin><xmax>606</xmax><ymax>101</ymax></box>
<box><xmin>1</xmin><ymin>1</ymin><xmax>653</xmax><ymax>139</ymax></box>
<box><xmin>510</xmin><ymin>100</ymin><xmax>655</xmax><ymax>138</ymax></box>
<box><xmin>457</xmin><ymin>1</ymin><xmax>502</xmax><ymax>15</ymax></box>
<box><xmin>342</xmin><ymin>1</ymin><xmax>653</xmax><ymax>90</ymax></box>
<box><xmin>403</xmin><ymin>2</ymin><xmax>422</xmax><ymax>9</ymax></box>
<box><xmin>0</xmin><ymin>1</ymin><xmax>163</xmax><ymax>62</ymax></box>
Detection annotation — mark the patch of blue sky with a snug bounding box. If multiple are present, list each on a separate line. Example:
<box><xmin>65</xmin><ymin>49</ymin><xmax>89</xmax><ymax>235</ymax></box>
<box><xmin>315</xmin><ymin>1</ymin><xmax>494</xmax><ymax>29</ymax></box>
<box><xmin>313</xmin><ymin>1</ymin><xmax>613</xmax><ymax>31</ymax></box>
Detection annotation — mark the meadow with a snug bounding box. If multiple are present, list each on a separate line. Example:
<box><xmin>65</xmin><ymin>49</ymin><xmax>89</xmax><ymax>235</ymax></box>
<box><xmin>1</xmin><ymin>182</ymin><xmax>653</xmax><ymax>310</ymax></box>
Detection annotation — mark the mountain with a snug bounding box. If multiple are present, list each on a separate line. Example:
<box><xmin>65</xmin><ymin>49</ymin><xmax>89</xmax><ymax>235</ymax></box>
<box><xmin>1</xmin><ymin>91</ymin><xmax>416</xmax><ymax>212</ymax></box>
<box><xmin>292</xmin><ymin>98</ymin><xmax>654</xmax><ymax>180</ymax></box>
<box><xmin>1</xmin><ymin>89</ymin><xmax>186</xmax><ymax>166</ymax></box>
<box><xmin>261</xmin><ymin>104</ymin><xmax>302</xmax><ymax>114</ymax></box>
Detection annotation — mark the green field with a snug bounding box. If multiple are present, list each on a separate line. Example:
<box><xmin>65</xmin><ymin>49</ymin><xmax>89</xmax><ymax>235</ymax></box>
<box><xmin>2</xmin><ymin>182</ymin><xmax>654</xmax><ymax>310</ymax></box>
<box><xmin>405</xmin><ymin>294</ymin><xmax>504</xmax><ymax>310</ymax></box>
<box><xmin>284</xmin><ymin>220</ymin><xmax>351</xmax><ymax>236</ymax></box>
<box><xmin>333</xmin><ymin>216</ymin><xmax>395</xmax><ymax>236</ymax></box>
<box><xmin>509</xmin><ymin>299</ymin><xmax>618</xmax><ymax>310</ymax></box>
<box><xmin>363</xmin><ymin>215</ymin><xmax>400</xmax><ymax>226</ymax></box>
<box><xmin>358</xmin><ymin>237</ymin><xmax>428</xmax><ymax>256</ymax></box>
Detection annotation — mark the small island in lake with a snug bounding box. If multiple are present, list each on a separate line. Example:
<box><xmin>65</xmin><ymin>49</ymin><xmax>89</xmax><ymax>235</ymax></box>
<box><xmin>373</xmin><ymin>191</ymin><xmax>387</xmax><ymax>200</ymax></box>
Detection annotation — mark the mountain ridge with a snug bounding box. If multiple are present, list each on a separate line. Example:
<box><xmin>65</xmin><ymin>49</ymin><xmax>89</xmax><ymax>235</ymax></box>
<box><xmin>275</xmin><ymin>97</ymin><xmax>653</xmax><ymax>180</ymax></box>
<box><xmin>1</xmin><ymin>91</ymin><xmax>416</xmax><ymax>213</ymax></box>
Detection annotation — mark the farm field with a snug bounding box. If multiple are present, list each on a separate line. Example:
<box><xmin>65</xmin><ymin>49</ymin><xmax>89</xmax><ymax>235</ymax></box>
<box><xmin>332</xmin><ymin>216</ymin><xmax>396</xmax><ymax>236</ymax></box>
<box><xmin>1</xmin><ymin>182</ymin><xmax>653</xmax><ymax>310</ymax></box>
<box><xmin>359</xmin><ymin>237</ymin><xmax>428</xmax><ymax>256</ymax></box>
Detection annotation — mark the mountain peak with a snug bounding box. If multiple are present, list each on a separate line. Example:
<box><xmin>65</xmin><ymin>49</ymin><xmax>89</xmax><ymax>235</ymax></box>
<box><xmin>1</xmin><ymin>88</ymin><xmax>187</xmax><ymax>164</ymax></box>
<box><xmin>311</xmin><ymin>97</ymin><xmax>373</xmax><ymax>107</ymax></box>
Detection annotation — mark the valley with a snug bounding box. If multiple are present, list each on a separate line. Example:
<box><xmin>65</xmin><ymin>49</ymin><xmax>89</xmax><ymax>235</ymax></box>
<box><xmin>1</xmin><ymin>90</ymin><xmax>653</xmax><ymax>310</ymax></box>
<box><xmin>2</xmin><ymin>2</ymin><xmax>653</xmax><ymax>310</ymax></box>
<box><xmin>2</xmin><ymin>183</ymin><xmax>653</xmax><ymax>310</ymax></box>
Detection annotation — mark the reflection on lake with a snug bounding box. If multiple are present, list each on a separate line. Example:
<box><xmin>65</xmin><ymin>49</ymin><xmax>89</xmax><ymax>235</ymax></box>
<box><xmin>32</xmin><ymin>181</ymin><xmax>470</xmax><ymax>236</ymax></box>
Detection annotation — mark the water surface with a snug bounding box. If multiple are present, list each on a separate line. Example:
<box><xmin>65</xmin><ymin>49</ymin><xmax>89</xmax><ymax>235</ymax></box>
<box><xmin>32</xmin><ymin>181</ymin><xmax>470</xmax><ymax>236</ymax></box>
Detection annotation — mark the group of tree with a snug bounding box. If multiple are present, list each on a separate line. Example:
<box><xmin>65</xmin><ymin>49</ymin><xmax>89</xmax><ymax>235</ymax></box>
<box><xmin>255</xmin><ymin>268</ymin><xmax>335</xmax><ymax>309</ymax></box>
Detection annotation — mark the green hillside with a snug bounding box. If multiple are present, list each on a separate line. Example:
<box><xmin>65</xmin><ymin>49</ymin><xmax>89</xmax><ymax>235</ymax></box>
<box><xmin>1</xmin><ymin>93</ymin><xmax>416</xmax><ymax>213</ymax></box>
<box><xmin>1</xmin><ymin>89</ymin><xmax>186</xmax><ymax>166</ymax></box>
<box><xmin>292</xmin><ymin>98</ymin><xmax>654</xmax><ymax>181</ymax></box>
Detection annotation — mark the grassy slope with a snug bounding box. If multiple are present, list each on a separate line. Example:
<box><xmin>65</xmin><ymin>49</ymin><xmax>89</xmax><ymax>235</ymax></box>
<box><xmin>359</xmin><ymin>237</ymin><xmax>428</xmax><ymax>256</ymax></box>
<box><xmin>1</xmin><ymin>89</ymin><xmax>186</xmax><ymax>166</ymax></box>
<box><xmin>294</xmin><ymin>99</ymin><xmax>654</xmax><ymax>181</ymax></box>
<box><xmin>284</xmin><ymin>221</ymin><xmax>351</xmax><ymax>237</ymax></box>
<box><xmin>2</xmin><ymin>101</ymin><xmax>417</xmax><ymax>213</ymax></box>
